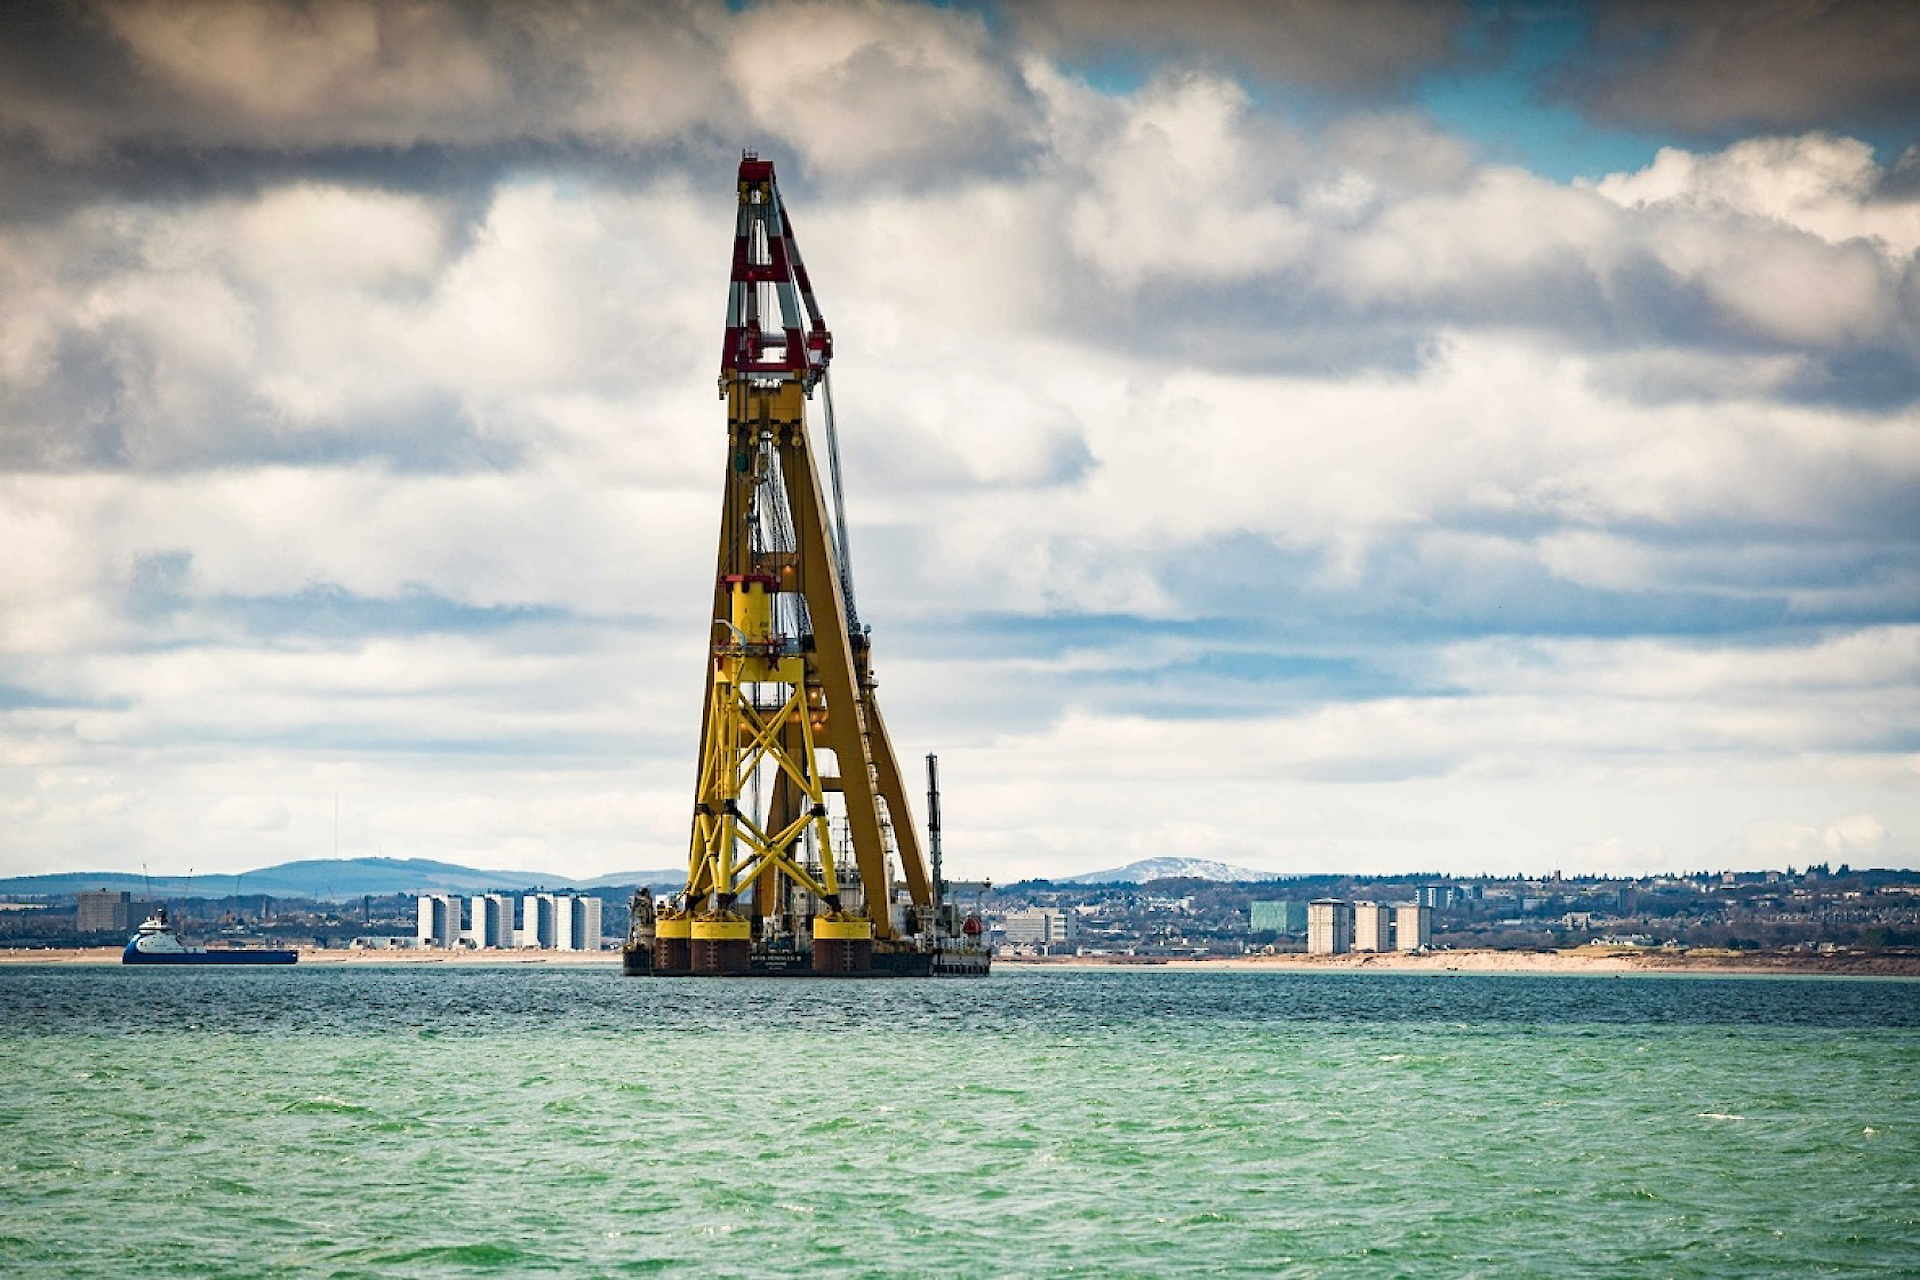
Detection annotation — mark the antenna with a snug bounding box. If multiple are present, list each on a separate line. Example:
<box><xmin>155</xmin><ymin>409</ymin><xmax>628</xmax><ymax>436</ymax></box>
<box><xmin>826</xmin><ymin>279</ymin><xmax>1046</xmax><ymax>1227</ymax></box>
<box><xmin>926</xmin><ymin>753</ymin><xmax>944</xmax><ymax>903</ymax></box>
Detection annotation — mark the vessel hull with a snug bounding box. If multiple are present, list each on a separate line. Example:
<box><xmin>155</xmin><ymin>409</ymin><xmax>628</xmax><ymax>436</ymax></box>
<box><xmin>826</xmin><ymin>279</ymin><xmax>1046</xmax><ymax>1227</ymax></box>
<box><xmin>628</xmin><ymin>946</ymin><xmax>988</xmax><ymax>978</ymax></box>
<box><xmin>122</xmin><ymin>947</ymin><xmax>297</xmax><ymax>965</ymax></box>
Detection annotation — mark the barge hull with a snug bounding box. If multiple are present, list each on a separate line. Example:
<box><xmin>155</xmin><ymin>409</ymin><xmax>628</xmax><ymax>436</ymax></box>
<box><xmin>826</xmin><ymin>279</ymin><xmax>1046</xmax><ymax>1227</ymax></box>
<box><xmin>122</xmin><ymin>948</ymin><xmax>297</xmax><ymax>965</ymax></box>
<box><xmin>624</xmin><ymin>945</ymin><xmax>988</xmax><ymax>978</ymax></box>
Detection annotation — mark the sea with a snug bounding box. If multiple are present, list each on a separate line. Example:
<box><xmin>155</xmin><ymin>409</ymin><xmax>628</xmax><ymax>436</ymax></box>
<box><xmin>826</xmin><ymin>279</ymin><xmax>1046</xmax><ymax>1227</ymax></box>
<box><xmin>3</xmin><ymin>965</ymin><xmax>1916</xmax><ymax>1278</ymax></box>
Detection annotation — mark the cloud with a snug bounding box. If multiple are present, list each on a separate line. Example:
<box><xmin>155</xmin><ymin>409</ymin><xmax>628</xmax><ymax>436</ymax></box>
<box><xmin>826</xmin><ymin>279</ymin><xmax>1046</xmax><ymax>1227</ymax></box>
<box><xmin>0</xmin><ymin>0</ymin><xmax>1036</xmax><ymax>211</ymax></box>
<box><xmin>1014</xmin><ymin>80</ymin><xmax>1919</xmax><ymax>402</ymax></box>
<box><xmin>0</xmin><ymin>174</ymin><xmax>728</xmax><ymax>472</ymax></box>
<box><xmin>1064</xmin><ymin>73</ymin><xmax>1311</xmax><ymax>287</ymax></box>
<box><xmin>2</xmin><ymin>2</ymin><xmax>1918</xmax><ymax>880</ymax></box>
<box><xmin>1719</xmin><ymin>813</ymin><xmax>1893</xmax><ymax>867</ymax></box>
<box><xmin>1591</xmin><ymin>133</ymin><xmax>1920</xmax><ymax>254</ymax></box>
<box><xmin>1011</xmin><ymin>0</ymin><xmax>1474</xmax><ymax>94</ymax></box>
<box><xmin>0</xmin><ymin>0</ymin><xmax>730</xmax><ymax>159</ymax></box>
<box><xmin>1589</xmin><ymin>135</ymin><xmax>1920</xmax><ymax>364</ymax></box>
<box><xmin>6</xmin><ymin>10</ymin><xmax>1917</xmax><ymax>404</ymax></box>
<box><xmin>203</xmin><ymin>796</ymin><xmax>291</xmax><ymax>831</ymax></box>
<box><xmin>727</xmin><ymin>0</ymin><xmax>1037</xmax><ymax>180</ymax></box>
<box><xmin>1550</xmin><ymin>0</ymin><xmax>1920</xmax><ymax>138</ymax></box>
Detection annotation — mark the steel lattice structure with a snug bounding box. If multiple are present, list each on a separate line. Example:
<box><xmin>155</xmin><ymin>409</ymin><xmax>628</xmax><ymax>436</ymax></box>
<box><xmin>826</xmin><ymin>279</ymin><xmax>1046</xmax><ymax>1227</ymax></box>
<box><xmin>657</xmin><ymin>154</ymin><xmax>935</xmax><ymax>974</ymax></box>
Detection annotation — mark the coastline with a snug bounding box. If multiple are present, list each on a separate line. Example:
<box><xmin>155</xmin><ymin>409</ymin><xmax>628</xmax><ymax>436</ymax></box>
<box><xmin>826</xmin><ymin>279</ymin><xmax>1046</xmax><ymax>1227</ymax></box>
<box><xmin>6</xmin><ymin>945</ymin><xmax>1917</xmax><ymax>976</ymax></box>
<box><xmin>0</xmin><ymin>946</ymin><xmax>622</xmax><ymax>966</ymax></box>
<box><xmin>1002</xmin><ymin>948</ymin><xmax>1920</xmax><ymax>978</ymax></box>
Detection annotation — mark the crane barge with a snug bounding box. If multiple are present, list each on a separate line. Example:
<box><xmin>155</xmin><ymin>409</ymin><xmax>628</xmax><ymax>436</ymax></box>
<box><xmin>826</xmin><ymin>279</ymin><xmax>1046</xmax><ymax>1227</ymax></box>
<box><xmin>623</xmin><ymin>154</ymin><xmax>988</xmax><ymax>978</ymax></box>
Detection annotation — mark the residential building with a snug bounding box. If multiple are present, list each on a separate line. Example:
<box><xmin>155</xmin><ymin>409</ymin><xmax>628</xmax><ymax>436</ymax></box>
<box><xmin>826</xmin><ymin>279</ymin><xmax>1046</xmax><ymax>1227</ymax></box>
<box><xmin>570</xmin><ymin>896</ymin><xmax>603</xmax><ymax>952</ymax></box>
<box><xmin>1001</xmin><ymin>908</ymin><xmax>1077</xmax><ymax>951</ymax></box>
<box><xmin>77</xmin><ymin>889</ymin><xmax>132</xmax><ymax>935</ymax></box>
<box><xmin>470</xmin><ymin>894</ymin><xmax>516</xmax><ymax>949</ymax></box>
<box><xmin>1307</xmin><ymin>899</ymin><xmax>1352</xmax><ymax>955</ymax></box>
<box><xmin>1394</xmin><ymin>902</ymin><xmax>1433</xmax><ymax>951</ymax></box>
<box><xmin>1249</xmin><ymin>900</ymin><xmax>1307</xmax><ymax>934</ymax></box>
<box><xmin>525</xmin><ymin>893</ymin><xmax>556</xmax><ymax>949</ymax></box>
<box><xmin>1353</xmin><ymin>901</ymin><xmax>1392</xmax><ymax>952</ymax></box>
<box><xmin>522</xmin><ymin>893</ymin><xmax>577</xmax><ymax>950</ymax></box>
<box><xmin>416</xmin><ymin>894</ymin><xmax>460</xmax><ymax>948</ymax></box>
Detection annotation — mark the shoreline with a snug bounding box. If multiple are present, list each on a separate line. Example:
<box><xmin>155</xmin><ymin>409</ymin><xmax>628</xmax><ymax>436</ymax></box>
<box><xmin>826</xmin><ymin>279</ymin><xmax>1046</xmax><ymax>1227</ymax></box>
<box><xmin>0</xmin><ymin>946</ymin><xmax>623</xmax><ymax>966</ymax></box>
<box><xmin>1001</xmin><ymin>948</ymin><xmax>1920</xmax><ymax>978</ymax></box>
<box><xmin>5</xmin><ymin>945</ymin><xmax>1917</xmax><ymax>976</ymax></box>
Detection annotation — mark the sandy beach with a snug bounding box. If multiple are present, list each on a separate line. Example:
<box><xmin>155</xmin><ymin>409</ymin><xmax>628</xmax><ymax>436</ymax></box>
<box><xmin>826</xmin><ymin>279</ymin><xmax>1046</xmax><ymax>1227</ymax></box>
<box><xmin>0</xmin><ymin>946</ymin><xmax>622</xmax><ymax>966</ymax></box>
<box><xmin>1002</xmin><ymin>947</ymin><xmax>1920</xmax><ymax>978</ymax></box>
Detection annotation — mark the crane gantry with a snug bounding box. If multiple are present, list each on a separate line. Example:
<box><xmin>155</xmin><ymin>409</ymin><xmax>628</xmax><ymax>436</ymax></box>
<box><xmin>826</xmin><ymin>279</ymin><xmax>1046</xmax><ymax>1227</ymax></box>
<box><xmin>626</xmin><ymin>153</ymin><xmax>987</xmax><ymax>978</ymax></box>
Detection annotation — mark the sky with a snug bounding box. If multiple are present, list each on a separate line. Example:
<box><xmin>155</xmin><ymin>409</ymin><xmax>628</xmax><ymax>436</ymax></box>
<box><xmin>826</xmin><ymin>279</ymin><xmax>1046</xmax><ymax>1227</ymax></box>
<box><xmin>1</xmin><ymin>0</ymin><xmax>1917</xmax><ymax>885</ymax></box>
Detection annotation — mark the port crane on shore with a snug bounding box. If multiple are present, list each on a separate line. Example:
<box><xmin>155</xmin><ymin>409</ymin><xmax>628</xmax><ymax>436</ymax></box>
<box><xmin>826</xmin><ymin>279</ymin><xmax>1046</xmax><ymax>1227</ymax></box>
<box><xmin>628</xmin><ymin>154</ymin><xmax>986</xmax><ymax>978</ymax></box>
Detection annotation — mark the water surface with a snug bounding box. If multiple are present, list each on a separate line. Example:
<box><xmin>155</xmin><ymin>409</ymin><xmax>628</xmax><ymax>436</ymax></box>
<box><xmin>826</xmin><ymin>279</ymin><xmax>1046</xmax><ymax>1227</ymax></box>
<box><xmin>4</xmin><ymin>966</ymin><xmax>1915</xmax><ymax>1277</ymax></box>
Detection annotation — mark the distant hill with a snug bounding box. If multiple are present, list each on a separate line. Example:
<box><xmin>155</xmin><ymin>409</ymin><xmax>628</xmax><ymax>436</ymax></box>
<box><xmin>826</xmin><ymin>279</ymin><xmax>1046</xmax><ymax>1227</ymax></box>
<box><xmin>0</xmin><ymin>857</ymin><xmax>684</xmax><ymax>901</ymax></box>
<box><xmin>1059</xmin><ymin>857</ymin><xmax>1291</xmax><ymax>885</ymax></box>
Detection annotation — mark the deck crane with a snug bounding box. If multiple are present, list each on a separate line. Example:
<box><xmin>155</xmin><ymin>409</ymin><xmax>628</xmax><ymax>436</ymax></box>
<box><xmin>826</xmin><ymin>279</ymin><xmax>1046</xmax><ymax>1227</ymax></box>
<box><xmin>632</xmin><ymin>153</ymin><xmax>987</xmax><ymax>977</ymax></box>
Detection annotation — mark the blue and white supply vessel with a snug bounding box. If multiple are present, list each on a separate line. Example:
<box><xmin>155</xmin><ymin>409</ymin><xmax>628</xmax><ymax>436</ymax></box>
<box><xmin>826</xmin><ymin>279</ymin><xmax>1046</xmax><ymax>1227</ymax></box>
<box><xmin>122</xmin><ymin>906</ymin><xmax>297</xmax><ymax>965</ymax></box>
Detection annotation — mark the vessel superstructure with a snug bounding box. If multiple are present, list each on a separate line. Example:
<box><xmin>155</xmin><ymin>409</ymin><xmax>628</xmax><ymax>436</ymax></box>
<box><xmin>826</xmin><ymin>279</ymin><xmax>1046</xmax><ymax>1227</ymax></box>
<box><xmin>122</xmin><ymin>906</ymin><xmax>298</xmax><ymax>965</ymax></box>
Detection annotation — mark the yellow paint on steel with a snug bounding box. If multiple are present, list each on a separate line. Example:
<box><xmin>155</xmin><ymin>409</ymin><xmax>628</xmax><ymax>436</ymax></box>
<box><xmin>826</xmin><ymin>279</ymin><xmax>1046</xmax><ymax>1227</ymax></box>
<box><xmin>812</xmin><ymin>917</ymin><xmax>873</xmax><ymax>942</ymax></box>
<box><xmin>730</xmin><ymin>576</ymin><xmax>773</xmax><ymax>643</ymax></box>
<box><xmin>676</xmin><ymin>169</ymin><xmax>935</xmax><ymax>954</ymax></box>
<box><xmin>690</xmin><ymin>916</ymin><xmax>752</xmax><ymax>942</ymax></box>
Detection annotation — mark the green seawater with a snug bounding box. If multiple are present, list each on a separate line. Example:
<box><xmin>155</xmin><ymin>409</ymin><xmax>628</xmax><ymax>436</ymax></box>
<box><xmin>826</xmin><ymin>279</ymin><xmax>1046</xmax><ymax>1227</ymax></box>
<box><xmin>3</xmin><ymin>966</ymin><xmax>1917</xmax><ymax>1277</ymax></box>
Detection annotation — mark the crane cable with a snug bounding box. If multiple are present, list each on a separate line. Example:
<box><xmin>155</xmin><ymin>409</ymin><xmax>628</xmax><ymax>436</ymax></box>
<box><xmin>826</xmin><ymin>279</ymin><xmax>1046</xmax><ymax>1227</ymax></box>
<box><xmin>818</xmin><ymin>368</ymin><xmax>860</xmax><ymax>633</ymax></box>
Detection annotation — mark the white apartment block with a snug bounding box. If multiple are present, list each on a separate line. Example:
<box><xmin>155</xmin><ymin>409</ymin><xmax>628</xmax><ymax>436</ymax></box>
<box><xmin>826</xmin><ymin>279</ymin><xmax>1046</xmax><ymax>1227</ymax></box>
<box><xmin>521</xmin><ymin>892</ymin><xmax>586</xmax><ymax>950</ymax></box>
<box><xmin>570</xmin><ymin>896</ymin><xmax>603</xmax><ymax>952</ymax></box>
<box><xmin>1307</xmin><ymin>899</ymin><xmax>1352</xmax><ymax>955</ymax></box>
<box><xmin>470</xmin><ymin>894</ymin><xmax>516</xmax><ymax>949</ymax></box>
<box><xmin>1000</xmin><ymin>908</ymin><xmax>1077</xmax><ymax>951</ymax></box>
<box><xmin>1353</xmin><ymin>901</ymin><xmax>1393</xmax><ymax>952</ymax></box>
<box><xmin>522</xmin><ymin>893</ymin><xmax>547</xmax><ymax>948</ymax></box>
<box><xmin>416</xmin><ymin>894</ymin><xmax>460</xmax><ymax>948</ymax></box>
<box><xmin>422</xmin><ymin>891</ymin><xmax>601</xmax><ymax>951</ymax></box>
<box><xmin>1395</xmin><ymin>902</ymin><xmax>1433</xmax><ymax>951</ymax></box>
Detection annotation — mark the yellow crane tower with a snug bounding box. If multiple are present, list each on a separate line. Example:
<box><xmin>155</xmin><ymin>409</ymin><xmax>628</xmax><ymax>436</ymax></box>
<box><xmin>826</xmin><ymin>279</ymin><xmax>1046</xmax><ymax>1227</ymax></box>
<box><xmin>629</xmin><ymin>153</ymin><xmax>989</xmax><ymax>978</ymax></box>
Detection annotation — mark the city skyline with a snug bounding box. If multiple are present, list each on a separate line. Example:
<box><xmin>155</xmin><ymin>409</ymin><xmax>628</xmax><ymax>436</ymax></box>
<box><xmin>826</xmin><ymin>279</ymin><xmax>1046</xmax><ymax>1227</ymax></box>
<box><xmin>1</xmin><ymin>1</ymin><xmax>1916</xmax><ymax>883</ymax></box>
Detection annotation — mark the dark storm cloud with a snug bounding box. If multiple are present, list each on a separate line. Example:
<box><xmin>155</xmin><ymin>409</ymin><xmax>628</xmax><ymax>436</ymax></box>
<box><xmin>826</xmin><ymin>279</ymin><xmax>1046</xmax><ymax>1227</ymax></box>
<box><xmin>8</xmin><ymin>3</ymin><xmax>1908</xmax><ymax>416</ymax></box>
<box><xmin>0</xmin><ymin>0</ymin><xmax>1043</xmax><ymax>220</ymax></box>
<box><xmin>0</xmin><ymin>1</ymin><xmax>735</xmax><ymax>220</ymax></box>
<box><xmin>0</xmin><ymin>0</ymin><xmax>709</xmax><ymax>148</ymax></box>
<box><xmin>1548</xmin><ymin>0</ymin><xmax>1920</xmax><ymax>139</ymax></box>
<box><xmin>1008</xmin><ymin>0</ymin><xmax>1477</xmax><ymax>94</ymax></box>
<box><xmin>0</xmin><ymin>129</ymin><xmax>711</xmax><ymax>226</ymax></box>
<box><xmin>0</xmin><ymin>2</ymin><xmax>144</xmax><ymax>141</ymax></box>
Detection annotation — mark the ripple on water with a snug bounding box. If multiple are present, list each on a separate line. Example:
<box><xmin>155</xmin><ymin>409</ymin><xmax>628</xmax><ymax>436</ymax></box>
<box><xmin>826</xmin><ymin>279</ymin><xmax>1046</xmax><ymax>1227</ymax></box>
<box><xmin>1</xmin><ymin>966</ymin><xmax>1916</xmax><ymax>1276</ymax></box>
